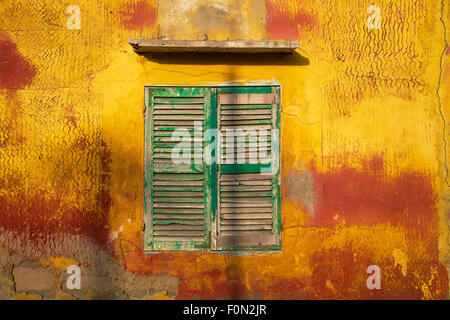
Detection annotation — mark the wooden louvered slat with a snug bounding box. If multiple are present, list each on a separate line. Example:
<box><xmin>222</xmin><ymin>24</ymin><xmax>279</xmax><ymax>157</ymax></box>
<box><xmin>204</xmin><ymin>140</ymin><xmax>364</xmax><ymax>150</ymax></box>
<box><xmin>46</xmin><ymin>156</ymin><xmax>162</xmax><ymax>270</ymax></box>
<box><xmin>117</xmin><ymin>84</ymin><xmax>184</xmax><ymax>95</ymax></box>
<box><xmin>153</xmin><ymin>203</ymin><xmax>204</xmax><ymax>209</ymax></box>
<box><xmin>221</xmin><ymin>114</ymin><xmax>271</xmax><ymax>121</ymax></box>
<box><xmin>154</xmin><ymin>115</ymin><xmax>204</xmax><ymax>121</ymax></box>
<box><xmin>221</xmin><ymin>185</ymin><xmax>271</xmax><ymax>191</ymax></box>
<box><xmin>220</xmin><ymin>125</ymin><xmax>272</xmax><ymax>132</ymax></box>
<box><xmin>220</xmin><ymin>105</ymin><xmax>272</xmax><ymax>110</ymax></box>
<box><xmin>154</xmin><ymin>97</ymin><xmax>204</xmax><ymax>104</ymax></box>
<box><xmin>220</xmin><ymin>180</ymin><xmax>272</xmax><ymax>186</ymax></box>
<box><xmin>219</xmin><ymin>93</ymin><xmax>279</xmax><ymax>105</ymax></box>
<box><xmin>217</xmin><ymin>220</ymin><xmax>272</xmax><ymax>225</ymax></box>
<box><xmin>153</xmin><ymin>109</ymin><xmax>204</xmax><ymax>114</ymax></box>
<box><xmin>154</xmin><ymin>216</ymin><xmax>203</xmax><ymax>222</ymax></box>
<box><xmin>152</xmin><ymin>237</ymin><xmax>205</xmax><ymax>243</ymax></box>
<box><xmin>153</xmin><ymin>180</ymin><xmax>203</xmax><ymax>186</ymax></box>
<box><xmin>154</xmin><ymin>231</ymin><xmax>204</xmax><ymax>236</ymax></box>
<box><xmin>221</xmin><ymin>108</ymin><xmax>271</xmax><ymax>115</ymax></box>
<box><xmin>154</xmin><ymin>120</ymin><xmax>203</xmax><ymax>126</ymax></box>
<box><xmin>221</xmin><ymin>213</ymin><xmax>272</xmax><ymax>219</ymax></box>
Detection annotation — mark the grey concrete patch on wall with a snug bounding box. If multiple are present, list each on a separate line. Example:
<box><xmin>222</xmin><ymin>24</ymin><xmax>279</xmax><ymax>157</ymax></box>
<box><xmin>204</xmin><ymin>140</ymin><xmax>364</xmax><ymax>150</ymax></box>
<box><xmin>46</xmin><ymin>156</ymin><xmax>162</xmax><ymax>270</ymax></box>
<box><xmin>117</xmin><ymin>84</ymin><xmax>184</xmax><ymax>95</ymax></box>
<box><xmin>284</xmin><ymin>169</ymin><xmax>315</xmax><ymax>217</ymax></box>
<box><xmin>157</xmin><ymin>0</ymin><xmax>267</xmax><ymax>41</ymax></box>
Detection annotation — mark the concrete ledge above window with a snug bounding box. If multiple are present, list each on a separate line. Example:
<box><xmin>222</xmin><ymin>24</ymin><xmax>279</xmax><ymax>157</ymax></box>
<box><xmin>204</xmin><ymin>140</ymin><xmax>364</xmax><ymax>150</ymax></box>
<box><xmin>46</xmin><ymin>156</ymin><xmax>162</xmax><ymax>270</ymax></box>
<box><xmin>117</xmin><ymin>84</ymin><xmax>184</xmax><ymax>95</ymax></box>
<box><xmin>129</xmin><ymin>39</ymin><xmax>299</xmax><ymax>53</ymax></box>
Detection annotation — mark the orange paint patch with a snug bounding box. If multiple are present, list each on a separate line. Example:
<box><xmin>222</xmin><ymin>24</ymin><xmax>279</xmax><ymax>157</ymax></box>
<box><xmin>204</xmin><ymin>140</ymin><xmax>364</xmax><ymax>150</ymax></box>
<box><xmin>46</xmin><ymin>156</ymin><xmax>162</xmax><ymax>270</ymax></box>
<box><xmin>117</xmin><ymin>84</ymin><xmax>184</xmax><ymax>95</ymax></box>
<box><xmin>119</xmin><ymin>1</ymin><xmax>157</xmax><ymax>31</ymax></box>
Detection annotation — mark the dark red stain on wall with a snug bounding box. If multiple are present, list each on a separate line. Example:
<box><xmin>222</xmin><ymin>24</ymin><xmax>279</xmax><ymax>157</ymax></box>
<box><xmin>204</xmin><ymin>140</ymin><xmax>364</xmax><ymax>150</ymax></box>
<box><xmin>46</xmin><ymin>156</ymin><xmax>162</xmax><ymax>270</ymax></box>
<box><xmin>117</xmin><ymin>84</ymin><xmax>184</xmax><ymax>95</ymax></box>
<box><xmin>311</xmin><ymin>156</ymin><xmax>438</xmax><ymax>238</ymax></box>
<box><xmin>0</xmin><ymin>32</ymin><xmax>36</xmax><ymax>92</ymax></box>
<box><xmin>266</xmin><ymin>1</ymin><xmax>318</xmax><ymax>40</ymax></box>
<box><xmin>119</xmin><ymin>1</ymin><xmax>156</xmax><ymax>30</ymax></box>
<box><xmin>0</xmin><ymin>188</ymin><xmax>106</xmax><ymax>245</ymax></box>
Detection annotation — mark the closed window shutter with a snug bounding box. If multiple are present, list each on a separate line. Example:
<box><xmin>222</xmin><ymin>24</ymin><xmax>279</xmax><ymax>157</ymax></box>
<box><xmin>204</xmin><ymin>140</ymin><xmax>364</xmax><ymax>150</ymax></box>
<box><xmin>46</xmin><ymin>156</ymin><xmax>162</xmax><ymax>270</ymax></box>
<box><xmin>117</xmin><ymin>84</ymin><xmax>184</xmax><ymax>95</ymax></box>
<box><xmin>214</xmin><ymin>87</ymin><xmax>281</xmax><ymax>250</ymax></box>
<box><xmin>144</xmin><ymin>87</ymin><xmax>211</xmax><ymax>251</ymax></box>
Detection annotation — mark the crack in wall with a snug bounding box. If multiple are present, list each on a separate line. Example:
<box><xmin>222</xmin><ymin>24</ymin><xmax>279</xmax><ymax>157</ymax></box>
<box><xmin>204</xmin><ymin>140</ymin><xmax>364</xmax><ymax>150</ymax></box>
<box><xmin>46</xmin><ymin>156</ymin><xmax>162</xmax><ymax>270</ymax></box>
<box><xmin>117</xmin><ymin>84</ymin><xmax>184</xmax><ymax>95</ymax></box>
<box><xmin>438</xmin><ymin>0</ymin><xmax>449</xmax><ymax>187</ymax></box>
<box><xmin>281</xmin><ymin>110</ymin><xmax>320</xmax><ymax>125</ymax></box>
<box><xmin>10</xmin><ymin>264</ymin><xmax>16</xmax><ymax>294</ymax></box>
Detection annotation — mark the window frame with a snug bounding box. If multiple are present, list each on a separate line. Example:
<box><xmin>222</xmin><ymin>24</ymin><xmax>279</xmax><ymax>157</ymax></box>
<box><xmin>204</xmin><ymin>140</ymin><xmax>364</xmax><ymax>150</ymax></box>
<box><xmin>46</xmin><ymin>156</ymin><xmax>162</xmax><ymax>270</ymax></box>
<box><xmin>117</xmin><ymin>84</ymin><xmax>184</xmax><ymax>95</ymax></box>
<box><xmin>144</xmin><ymin>85</ymin><xmax>282</xmax><ymax>252</ymax></box>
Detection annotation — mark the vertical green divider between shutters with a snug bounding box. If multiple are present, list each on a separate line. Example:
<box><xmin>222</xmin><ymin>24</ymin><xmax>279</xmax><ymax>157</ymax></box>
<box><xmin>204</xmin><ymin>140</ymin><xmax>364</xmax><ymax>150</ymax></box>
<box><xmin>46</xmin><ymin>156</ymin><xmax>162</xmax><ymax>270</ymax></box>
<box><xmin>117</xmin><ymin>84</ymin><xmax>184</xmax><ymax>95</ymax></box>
<box><xmin>200</xmin><ymin>87</ymin><xmax>214</xmax><ymax>249</ymax></box>
<box><xmin>143</xmin><ymin>88</ymin><xmax>154</xmax><ymax>250</ymax></box>
<box><xmin>273</xmin><ymin>86</ymin><xmax>282</xmax><ymax>240</ymax></box>
<box><xmin>273</xmin><ymin>85</ymin><xmax>282</xmax><ymax>248</ymax></box>
<box><xmin>208</xmin><ymin>88</ymin><xmax>220</xmax><ymax>249</ymax></box>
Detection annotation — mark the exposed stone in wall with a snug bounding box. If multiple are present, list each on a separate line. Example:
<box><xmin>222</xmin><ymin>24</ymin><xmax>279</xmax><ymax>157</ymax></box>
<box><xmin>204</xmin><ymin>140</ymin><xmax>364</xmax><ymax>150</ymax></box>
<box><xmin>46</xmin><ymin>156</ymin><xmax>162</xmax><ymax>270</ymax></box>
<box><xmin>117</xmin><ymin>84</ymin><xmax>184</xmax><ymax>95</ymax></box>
<box><xmin>0</xmin><ymin>234</ymin><xmax>180</xmax><ymax>300</ymax></box>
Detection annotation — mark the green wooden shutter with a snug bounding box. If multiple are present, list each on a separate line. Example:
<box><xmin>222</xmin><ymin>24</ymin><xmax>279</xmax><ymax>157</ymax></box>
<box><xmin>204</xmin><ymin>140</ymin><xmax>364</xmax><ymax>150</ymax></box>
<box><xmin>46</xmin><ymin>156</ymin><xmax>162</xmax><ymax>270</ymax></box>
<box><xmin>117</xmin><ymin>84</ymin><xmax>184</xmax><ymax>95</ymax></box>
<box><xmin>213</xmin><ymin>86</ymin><xmax>281</xmax><ymax>250</ymax></box>
<box><xmin>144</xmin><ymin>87</ymin><xmax>212</xmax><ymax>251</ymax></box>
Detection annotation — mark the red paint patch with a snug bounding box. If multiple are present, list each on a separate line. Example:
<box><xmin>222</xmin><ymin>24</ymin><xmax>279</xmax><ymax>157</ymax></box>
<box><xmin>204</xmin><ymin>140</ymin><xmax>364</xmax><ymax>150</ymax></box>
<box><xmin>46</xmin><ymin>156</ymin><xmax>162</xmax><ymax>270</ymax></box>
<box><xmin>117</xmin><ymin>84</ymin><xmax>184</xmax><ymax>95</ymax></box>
<box><xmin>119</xmin><ymin>1</ymin><xmax>156</xmax><ymax>31</ymax></box>
<box><xmin>0</xmin><ymin>32</ymin><xmax>36</xmax><ymax>91</ymax></box>
<box><xmin>446</xmin><ymin>46</ymin><xmax>450</xmax><ymax>55</ymax></box>
<box><xmin>266</xmin><ymin>1</ymin><xmax>298</xmax><ymax>41</ymax></box>
<box><xmin>266</xmin><ymin>1</ymin><xmax>318</xmax><ymax>40</ymax></box>
<box><xmin>311</xmin><ymin>157</ymin><xmax>438</xmax><ymax>237</ymax></box>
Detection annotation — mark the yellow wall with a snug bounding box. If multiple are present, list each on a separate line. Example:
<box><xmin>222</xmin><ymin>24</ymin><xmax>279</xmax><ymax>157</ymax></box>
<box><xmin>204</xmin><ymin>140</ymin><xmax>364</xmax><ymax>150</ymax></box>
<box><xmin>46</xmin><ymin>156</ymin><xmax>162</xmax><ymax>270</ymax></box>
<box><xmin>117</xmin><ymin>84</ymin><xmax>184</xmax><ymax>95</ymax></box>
<box><xmin>0</xmin><ymin>0</ymin><xmax>449</xmax><ymax>299</ymax></box>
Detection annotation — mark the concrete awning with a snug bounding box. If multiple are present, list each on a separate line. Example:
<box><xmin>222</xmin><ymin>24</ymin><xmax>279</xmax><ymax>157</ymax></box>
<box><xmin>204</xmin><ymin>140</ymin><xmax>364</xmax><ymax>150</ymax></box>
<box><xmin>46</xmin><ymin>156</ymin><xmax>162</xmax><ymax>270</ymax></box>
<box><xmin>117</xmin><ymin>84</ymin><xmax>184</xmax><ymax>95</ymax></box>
<box><xmin>129</xmin><ymin>39</ymin><xmax>299</xmax><ymax>53</ymax></box>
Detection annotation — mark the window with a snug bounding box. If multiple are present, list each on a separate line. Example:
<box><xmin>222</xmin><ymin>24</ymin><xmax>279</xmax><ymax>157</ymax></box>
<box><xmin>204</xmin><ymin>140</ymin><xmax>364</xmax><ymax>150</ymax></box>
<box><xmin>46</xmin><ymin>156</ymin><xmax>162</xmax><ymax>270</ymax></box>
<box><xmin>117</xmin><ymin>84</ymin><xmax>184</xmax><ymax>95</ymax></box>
<box><xmin>144</xmin><ymin>86</ymin><xmax>281</xmax><ymax>251</ymax></box>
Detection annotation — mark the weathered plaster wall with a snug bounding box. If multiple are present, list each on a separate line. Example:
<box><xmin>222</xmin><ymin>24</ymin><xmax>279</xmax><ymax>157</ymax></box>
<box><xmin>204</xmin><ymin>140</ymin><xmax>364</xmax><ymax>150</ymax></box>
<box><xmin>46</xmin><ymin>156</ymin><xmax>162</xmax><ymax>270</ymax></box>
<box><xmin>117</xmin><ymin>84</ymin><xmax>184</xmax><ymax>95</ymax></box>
<box><xmin>0</xmin><ymin>0</ymin><xmax>449</xmax><ymax>299</ymax></box>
